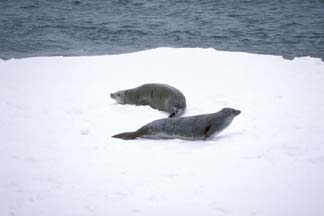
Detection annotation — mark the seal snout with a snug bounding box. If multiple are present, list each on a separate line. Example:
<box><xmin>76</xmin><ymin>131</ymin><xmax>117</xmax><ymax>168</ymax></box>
<box><xmin>235</xmin><ymin>109</ymin><xmax>241</xmax><ymax>116</ymax></box>
<box><xmin>110</xmin><ymin>93</ymin><xmax>114</xmax><ymax>98</ymax></box>
<box><xmin>221</xmin><ymin>107</ymin><xmax>241</xmax><ymax>117</ymax></box>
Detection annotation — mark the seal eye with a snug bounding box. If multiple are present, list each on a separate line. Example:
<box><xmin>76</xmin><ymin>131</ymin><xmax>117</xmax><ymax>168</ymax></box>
<box><xmin>117</xmin><ymin>93</ymin><xmax>120</xmax><ymax>96</ymax></box>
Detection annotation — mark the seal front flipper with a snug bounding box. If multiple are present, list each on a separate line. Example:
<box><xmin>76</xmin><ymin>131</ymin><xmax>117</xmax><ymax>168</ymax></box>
<box><xmin>203</xmin><ymin>124</ymin><xmax>212</xmax><ymax>140</ymax></box>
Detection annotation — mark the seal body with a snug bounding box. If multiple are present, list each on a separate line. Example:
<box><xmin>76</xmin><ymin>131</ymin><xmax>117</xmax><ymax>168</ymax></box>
<box><xmin>112</xmin><ymin>108</ymin><xmax>241</xmax><ymax>140</ymax></box>
<box><xmin>110</xmin><ymin>83</ymin><xmax>186</xmax><ymax>117</ymax></box>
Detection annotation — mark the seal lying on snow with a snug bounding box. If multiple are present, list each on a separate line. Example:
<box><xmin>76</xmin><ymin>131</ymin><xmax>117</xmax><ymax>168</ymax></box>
<box><xmin>110</xmin><ymin>83</ymin><xmax>186</xmax><ymax>118</ymax></box>
<box><xmin>112</xmin><ymin>108</ymin><xmax>241</xmax><ymax>140</ymax></box>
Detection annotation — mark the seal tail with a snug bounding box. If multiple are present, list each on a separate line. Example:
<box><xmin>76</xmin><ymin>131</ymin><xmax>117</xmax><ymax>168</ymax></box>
<box><xmin>112</xmin><ymin>130</ymin><xmax>142</xmax><ymax>140</ymax></box>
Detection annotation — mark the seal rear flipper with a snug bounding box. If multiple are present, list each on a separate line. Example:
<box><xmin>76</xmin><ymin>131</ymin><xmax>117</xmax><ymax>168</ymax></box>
<box><xmin>168</xmin><ymin>112</ymin><xmax>176</xmax><ymax>118</ymax></box>
<box><xmin>112</xmin><ymin>131</ymin><xmax>141</xmax><ymax>140</ymax></box>
<box><xmin>168</xmin><ymin>107</ymin><xmax>185</xmax><ymax>118</ymax></box>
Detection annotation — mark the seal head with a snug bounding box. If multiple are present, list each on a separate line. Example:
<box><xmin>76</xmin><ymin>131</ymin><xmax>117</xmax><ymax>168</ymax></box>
<box><xmin>110</xmin><ymin>91</ymin><xmax>127</xmax><ymax>104</ymax></box>
<box><xmin>220</xmin><ymin>107</ymin><xmax>241</xmax><ymax>118</ymax></box>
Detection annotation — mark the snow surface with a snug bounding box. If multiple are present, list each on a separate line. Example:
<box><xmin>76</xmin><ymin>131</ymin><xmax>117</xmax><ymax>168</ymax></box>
<box><xmin>1</xmin><ymin>48</ymin><xmax>324</xmax><ymax>216</ymax></box>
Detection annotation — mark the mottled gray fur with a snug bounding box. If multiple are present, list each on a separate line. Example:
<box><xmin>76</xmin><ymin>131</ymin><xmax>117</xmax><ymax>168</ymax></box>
<box><xmin>112</xmin><ymin>108</ymin><xmax>241</xmax><ymax>140</ymax></box>
<box><xmin>110</xmin><ymin>83</ymin><xmax>186</xmax><ymax>117</ymax></box>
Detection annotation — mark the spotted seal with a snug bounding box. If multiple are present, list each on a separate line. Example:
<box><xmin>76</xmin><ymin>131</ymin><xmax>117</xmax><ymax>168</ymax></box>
<box><xmin>112</xmin><ymin>108</ymin><xmax>241</xmax><ymax>140</ymax></box>
<box><xmin>110</xmin><ymin>83</ymin><xmax>186</xmax><ymax>117</ymax></box>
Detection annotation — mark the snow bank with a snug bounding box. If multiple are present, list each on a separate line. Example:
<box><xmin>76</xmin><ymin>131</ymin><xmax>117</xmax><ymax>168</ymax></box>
<box><xmin>1</xmin><ymin>48</ymin><xmax>324</xmax><ymax>216</ymax></box>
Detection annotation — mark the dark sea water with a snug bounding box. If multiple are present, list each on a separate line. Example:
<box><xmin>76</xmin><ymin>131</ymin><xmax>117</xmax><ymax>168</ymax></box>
<box><xmin>0</xmin><ymin>0</ymin><xmax>323</xmax><ymax>60</ymax></box>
